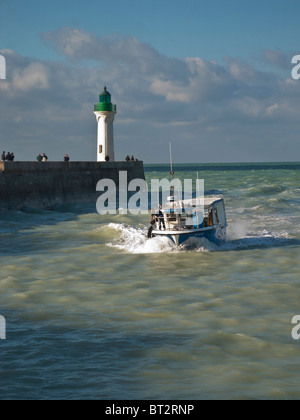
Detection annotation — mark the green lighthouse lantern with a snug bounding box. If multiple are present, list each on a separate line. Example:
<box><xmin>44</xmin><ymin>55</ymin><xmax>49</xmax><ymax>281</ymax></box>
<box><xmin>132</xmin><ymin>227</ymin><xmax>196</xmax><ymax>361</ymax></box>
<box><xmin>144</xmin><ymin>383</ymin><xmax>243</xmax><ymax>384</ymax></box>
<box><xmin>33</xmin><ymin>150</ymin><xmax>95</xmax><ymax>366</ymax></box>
<box><xmin>94</xmin><ymin>86</ymin><xmax>117</xmax><ymax>112</ymax></box>
<box><xmin>94</xmin><ymin>86</ymin><xmax>117</xmax><ymax>162</ymax></box>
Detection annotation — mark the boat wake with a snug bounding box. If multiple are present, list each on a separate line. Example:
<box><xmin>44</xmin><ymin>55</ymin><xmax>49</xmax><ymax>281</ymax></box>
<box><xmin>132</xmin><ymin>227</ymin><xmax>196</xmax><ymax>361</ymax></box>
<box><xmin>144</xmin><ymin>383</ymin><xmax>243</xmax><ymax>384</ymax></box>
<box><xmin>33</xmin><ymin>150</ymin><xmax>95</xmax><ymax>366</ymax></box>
<box><xmin>106</xmin><ymin>223</ymin><xmax>294</xmax><ymax>254</ymax></box>
<box><xmin>107</xmin><ymin>223</ymin><xmax>177</xmax><ymax>254</ymax></box>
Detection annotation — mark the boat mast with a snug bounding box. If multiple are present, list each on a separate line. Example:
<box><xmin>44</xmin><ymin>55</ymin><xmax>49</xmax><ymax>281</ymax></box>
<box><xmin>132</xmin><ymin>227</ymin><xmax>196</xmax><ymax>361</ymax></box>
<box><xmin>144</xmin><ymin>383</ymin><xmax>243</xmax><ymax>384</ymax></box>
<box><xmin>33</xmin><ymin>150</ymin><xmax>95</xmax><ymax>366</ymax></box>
<box><xmin>169</xmin><ymin>142</ymin><xmax>174</xmax><ymax>177</ymax></box>
<box><xmin>169</xmin><ymin>142</ymin><xmax>175</xmax><ymax>197</ymax></box>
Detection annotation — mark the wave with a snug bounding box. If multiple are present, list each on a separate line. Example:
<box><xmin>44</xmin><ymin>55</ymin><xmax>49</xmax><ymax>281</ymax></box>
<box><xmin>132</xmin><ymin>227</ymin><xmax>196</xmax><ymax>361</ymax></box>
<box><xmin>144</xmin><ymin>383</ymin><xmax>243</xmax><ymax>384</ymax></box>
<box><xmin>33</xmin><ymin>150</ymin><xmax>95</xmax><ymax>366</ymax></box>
<box><xmin>246</xmin><ymin>184</ymin><xmax>286</xmax><ymax>197</ymax></box>
<box><xmin>180</xmin><ymin>231</ymin><xmax>295</xmax><ymax>252</ymax></box>
<box><xmin>106</xmin><ymin>223</ymin><xmax>297</xmax><ymax>254</ymax></box>
<box><xmin>107</xmin><ymin>223</ymin><xmax>177</xmax><ymax>254</ymax></box>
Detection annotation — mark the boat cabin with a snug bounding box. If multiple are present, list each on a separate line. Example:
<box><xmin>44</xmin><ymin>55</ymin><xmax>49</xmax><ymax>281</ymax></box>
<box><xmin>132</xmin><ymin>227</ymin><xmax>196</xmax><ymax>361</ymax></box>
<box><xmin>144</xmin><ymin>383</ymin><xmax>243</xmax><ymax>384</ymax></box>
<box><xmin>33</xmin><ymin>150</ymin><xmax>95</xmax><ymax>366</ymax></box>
<box><xmin>152</xmin><ymin>197</ymin><xmax>227</xmax><ymax>232</ymax></box>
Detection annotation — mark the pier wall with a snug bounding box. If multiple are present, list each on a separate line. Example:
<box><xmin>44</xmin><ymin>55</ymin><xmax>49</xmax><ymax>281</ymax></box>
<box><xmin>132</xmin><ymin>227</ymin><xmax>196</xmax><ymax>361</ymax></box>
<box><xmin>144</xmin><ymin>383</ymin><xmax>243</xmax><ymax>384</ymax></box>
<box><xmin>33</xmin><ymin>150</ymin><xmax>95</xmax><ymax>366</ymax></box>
<box><xmin>0</xmin><ymin>161</ymin><xmax>145</xmax><ymax>211</ymax></box>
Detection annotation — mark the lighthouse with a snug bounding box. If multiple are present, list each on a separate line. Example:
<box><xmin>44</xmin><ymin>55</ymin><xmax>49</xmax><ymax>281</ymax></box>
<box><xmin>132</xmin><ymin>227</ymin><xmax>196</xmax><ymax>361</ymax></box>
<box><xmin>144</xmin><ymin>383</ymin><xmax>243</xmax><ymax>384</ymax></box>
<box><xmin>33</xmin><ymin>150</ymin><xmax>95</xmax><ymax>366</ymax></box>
<box><xmin>94</xmin><ymin>87</ymin><xmax>117</xmax><ymax>162</ymax></box>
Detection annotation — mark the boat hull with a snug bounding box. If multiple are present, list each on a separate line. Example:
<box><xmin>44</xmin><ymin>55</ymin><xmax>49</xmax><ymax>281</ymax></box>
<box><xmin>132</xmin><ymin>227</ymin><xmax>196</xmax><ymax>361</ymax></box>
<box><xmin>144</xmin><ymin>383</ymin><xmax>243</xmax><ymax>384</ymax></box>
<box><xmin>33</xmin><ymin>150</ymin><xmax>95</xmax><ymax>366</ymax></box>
<box><xmin>152</xmin><ymin>226</ymin><xmax>226</xmax><ymax>247</ymax></box>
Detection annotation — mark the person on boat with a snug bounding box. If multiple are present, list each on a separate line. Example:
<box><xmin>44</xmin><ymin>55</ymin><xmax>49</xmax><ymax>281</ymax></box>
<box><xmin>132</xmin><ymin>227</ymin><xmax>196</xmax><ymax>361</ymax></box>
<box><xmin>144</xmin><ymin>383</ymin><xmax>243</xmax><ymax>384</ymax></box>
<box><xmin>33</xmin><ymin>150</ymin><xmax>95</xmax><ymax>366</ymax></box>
<box><xmin>148</xmin><ymin>209</ymin><xmax>165</xmax><ymax>236</ymax></box>
<box><xmin>155</xmin><ymin>208</ymin><xmax>166</xmax><ymax>231</ymax></box>
<box><xmin>2</xmin><ymin>151</ymin><xmax>6</xmax><ymax>161</ymax></box>
<box><xmin>36</xmin><ymin>153</ymin><xmax>42</xmax><ymax>162</ymax></box>
<box><xmin>148</xmin><ymin>212</ymin><xmax>157</xmax><ymax>239</ymax></box>
<box><xmin>42</xmin><ymin>153</ymin><xmax>48</xmax><ymax>162</ymax></box>
<box><xmin>64</xmin><ymin>154</ymin><xmax>70</xmax><ymax>162</ymax></box>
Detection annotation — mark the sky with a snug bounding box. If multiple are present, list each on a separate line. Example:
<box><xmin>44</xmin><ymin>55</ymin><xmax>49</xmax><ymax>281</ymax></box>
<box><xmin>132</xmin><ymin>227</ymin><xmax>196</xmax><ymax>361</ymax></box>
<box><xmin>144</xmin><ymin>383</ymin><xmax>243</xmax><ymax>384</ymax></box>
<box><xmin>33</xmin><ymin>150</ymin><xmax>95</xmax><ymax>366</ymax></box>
<box><xmin>0</xmin><ymin>0</ymin><xmax>300</xmax><ymax>163</ymax></box>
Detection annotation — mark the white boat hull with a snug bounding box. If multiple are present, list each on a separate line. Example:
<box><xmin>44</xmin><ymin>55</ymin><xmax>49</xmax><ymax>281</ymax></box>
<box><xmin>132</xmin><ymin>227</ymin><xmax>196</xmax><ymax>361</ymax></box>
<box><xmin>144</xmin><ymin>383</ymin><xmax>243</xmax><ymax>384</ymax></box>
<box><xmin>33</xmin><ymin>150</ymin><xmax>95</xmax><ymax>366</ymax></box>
<box><xmin>152</xmin><ymin>225</ymin><xmax>226</xmax><ymax>246</ymax></box>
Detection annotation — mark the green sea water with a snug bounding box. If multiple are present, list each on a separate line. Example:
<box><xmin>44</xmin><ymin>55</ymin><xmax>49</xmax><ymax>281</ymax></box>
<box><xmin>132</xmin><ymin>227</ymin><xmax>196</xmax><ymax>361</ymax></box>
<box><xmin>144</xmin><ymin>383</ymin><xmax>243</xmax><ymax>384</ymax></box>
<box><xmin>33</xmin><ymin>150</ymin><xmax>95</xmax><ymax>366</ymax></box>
<box><xmin>0</xmin><ymin>162</ymin><xmax>299</xmax><ymax>400</ymax></box>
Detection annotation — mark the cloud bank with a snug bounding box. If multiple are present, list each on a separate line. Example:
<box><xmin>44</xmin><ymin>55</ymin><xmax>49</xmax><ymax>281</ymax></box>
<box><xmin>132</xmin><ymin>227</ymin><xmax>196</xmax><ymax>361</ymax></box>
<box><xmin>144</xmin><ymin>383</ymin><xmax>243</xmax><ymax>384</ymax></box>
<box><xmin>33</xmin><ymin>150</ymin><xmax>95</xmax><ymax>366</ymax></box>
<box><xmin>0</xmin><ymin>27</ymin><xmax>299</xmax><ymax>163</ymax></box>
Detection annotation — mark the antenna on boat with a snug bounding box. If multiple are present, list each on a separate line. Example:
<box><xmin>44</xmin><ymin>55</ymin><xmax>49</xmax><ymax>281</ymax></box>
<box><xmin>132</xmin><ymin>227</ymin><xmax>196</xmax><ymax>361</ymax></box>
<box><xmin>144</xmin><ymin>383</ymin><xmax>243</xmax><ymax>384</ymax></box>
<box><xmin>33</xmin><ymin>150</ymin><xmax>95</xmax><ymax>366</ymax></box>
<box><xmin>169</xmin><ymin>142</ymin><xmax>175</xmax><ymax>199</ymax></box>
<box><xmin>169</xmin><ymin>142</ymin><xmax>174</xmax><ymax>177</ymax></box>
<box><xmin>196</xmin><ymin>171</ymin><xmax>200</xmax><ymax>200</ymax></box>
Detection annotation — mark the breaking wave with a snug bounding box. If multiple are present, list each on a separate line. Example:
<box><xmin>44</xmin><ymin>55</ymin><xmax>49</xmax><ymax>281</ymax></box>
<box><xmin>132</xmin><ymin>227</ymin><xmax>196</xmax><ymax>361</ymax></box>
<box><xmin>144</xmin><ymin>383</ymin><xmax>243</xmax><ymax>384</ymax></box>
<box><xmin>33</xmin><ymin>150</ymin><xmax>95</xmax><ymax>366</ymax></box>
<box><xmin>107</xmin><ymin>223</ymin><xmax>177</xmax><ymax>254</ymax></box>
<box><xmin>106</xmin><ymin>223</ymin><xmax>295</xmax><ymax>254</ymax></box>
<box><xmin>246</xmin><ymin>184</ymin><xmax>286</xmax><ymax>197</ymax></box>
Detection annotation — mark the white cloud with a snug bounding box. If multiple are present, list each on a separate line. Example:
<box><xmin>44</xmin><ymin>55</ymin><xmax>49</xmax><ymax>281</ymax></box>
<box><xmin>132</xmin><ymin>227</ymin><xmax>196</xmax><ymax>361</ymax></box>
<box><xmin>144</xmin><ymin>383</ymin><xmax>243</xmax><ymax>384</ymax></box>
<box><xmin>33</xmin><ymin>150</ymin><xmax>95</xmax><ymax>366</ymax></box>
<box><xmin>12</xmin><ymin>63</ymin><xmax>49</xmax><ymax>91</ymax></box>
<box><xmin>266</xmin><ymin>103</ymin><xmax>279</xmax><ymax>116</ymax></box>
<box><xmin>1</xmin><ymin>31</ymin><xmax>300</xmax><ymax>163</ymax></box>
<box><xmin>150</xmin><ymin>57</ymin><xmax>237</xmax><ymax>103</ymax></box>
<box><xmin>150</xmin><ymin>79</ymin><xmax>191</xmax><ymax>103</ymax></box>
<box><xmin>262</xmin><ymin>49</ymin><xmax>291</xmax><ymax>69</ymax></box>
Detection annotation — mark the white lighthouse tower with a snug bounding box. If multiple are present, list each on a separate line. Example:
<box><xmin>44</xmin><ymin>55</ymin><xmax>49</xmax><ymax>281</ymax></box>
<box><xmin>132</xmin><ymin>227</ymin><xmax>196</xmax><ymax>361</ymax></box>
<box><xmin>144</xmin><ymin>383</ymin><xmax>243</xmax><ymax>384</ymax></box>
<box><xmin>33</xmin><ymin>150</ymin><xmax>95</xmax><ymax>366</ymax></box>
<box><xmin>94</xmin><ymin>87</ymin><xmax>117</xmax><ymax>162</ymax></box>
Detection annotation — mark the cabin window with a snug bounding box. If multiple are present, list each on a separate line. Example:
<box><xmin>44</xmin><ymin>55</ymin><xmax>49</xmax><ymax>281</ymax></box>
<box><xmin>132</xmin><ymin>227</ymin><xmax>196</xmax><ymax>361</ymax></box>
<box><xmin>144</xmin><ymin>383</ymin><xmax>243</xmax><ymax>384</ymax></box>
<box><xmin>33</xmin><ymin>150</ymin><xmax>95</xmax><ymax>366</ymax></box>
<box><xmin>99</xmin><ymin>145</ymin><xmax>103</xmax><ymax>154</ymax></box>
<box><xmin>208</xmin><ymin>211</ymin><xmax>214</xmax><ymax>226</ymax></box>
<box><xmin>214</xmin><ymin>209</ymin><xmax>220</xmax><ymax>224</ymax></box>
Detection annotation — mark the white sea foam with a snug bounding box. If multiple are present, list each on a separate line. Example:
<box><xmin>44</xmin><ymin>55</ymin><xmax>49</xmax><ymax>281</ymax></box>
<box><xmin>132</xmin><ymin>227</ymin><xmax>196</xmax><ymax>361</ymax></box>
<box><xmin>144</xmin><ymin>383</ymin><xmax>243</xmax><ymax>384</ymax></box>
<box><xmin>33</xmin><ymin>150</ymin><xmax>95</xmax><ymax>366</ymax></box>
<box><xmin>107</xmin><ymin>222</ymin><xmax>291</xmax><ymax>254</ymax></box>
<box><xmin>107</xmin><ymin>223</ymin><xmax>177</xmax><ymax>254</ymax></box>
<box><xmin>226</xmin><ymin>221</ymin><xmax>251</xmax><ymax>241</ymax></box>
<box><xmin>221</xmin><ymin>231</ymin><xmax>290</xmax><ymax>251</ymax></box>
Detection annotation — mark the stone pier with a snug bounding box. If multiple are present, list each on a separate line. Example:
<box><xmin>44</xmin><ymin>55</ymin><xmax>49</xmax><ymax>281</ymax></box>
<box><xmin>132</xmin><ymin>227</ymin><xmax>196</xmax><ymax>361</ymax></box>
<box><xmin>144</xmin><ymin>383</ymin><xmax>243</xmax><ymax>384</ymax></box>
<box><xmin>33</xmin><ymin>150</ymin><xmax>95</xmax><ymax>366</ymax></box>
<box><xmin>0</xmin><ymin>161</ymin><xmax>145</xmax><ymax>211</ymax></box>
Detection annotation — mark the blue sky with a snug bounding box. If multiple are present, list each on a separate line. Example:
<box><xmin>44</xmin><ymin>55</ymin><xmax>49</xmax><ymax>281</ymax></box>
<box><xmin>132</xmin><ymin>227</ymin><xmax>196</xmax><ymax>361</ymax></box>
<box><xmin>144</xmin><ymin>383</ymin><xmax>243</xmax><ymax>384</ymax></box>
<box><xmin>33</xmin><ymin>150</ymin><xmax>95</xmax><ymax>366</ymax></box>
<box><xmin>2</xmin><ymin>0</ymin><xmax>300</xmax><ymax>62</ymax></box>
<box><xmin>1</xmin><ymin>0</ymin><xmax>300</xmax><ymax>162</ymax></box>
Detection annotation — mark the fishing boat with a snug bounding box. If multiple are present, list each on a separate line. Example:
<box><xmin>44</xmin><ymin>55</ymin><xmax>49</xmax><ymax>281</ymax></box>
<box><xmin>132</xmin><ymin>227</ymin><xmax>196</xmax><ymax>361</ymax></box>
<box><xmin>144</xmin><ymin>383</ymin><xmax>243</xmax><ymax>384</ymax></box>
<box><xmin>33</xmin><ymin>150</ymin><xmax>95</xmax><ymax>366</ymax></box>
<box><xmin>148</xmin><ymin>195</ymin><xmax>227</xmax><ymax>247</ymax></box>
<box><xmin>147</xmin><ymin>142</ymin><xmax>227</xmax><ymax>247</ymax></box>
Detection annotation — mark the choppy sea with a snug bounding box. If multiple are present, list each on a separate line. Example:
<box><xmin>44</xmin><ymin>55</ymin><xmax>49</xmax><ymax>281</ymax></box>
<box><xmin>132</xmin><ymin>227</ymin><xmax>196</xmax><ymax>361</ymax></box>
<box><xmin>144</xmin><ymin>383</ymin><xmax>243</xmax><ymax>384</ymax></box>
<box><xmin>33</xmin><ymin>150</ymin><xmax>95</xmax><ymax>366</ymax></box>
<box><xmin>0</xmin><ymin>162</ymin><xmax>300</xmax><ymax>400</ymax></box>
